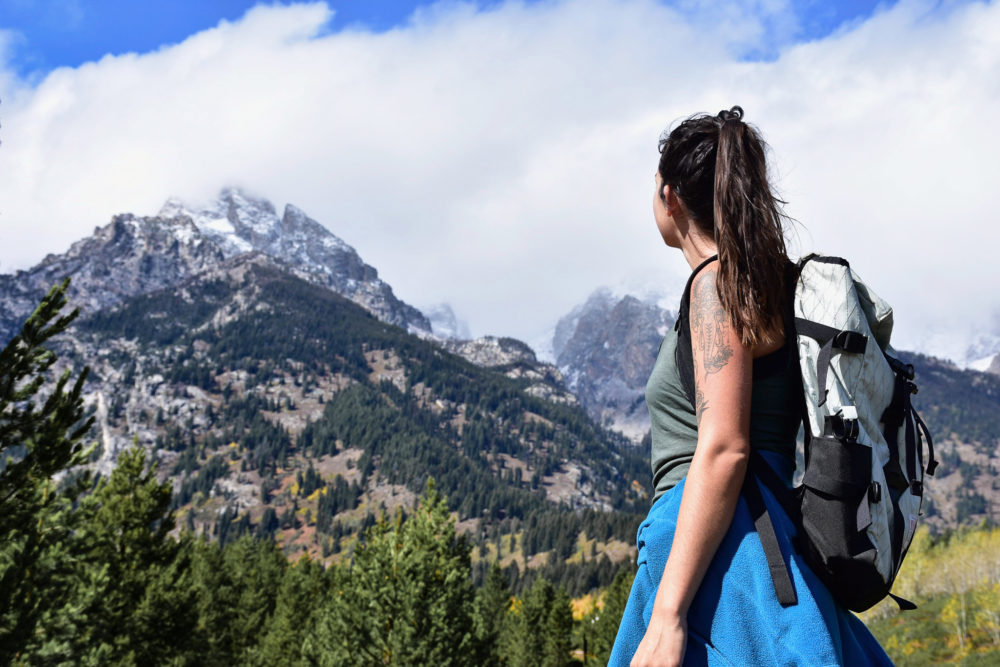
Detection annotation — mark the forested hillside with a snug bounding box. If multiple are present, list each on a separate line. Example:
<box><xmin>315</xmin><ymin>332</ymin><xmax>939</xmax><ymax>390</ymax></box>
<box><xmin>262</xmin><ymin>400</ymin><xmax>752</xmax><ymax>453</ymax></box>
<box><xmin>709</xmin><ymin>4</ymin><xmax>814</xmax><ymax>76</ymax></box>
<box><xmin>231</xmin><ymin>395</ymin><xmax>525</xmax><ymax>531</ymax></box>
<box><xmin>1</xmin><ymin>279</ymin><xmax>637</xmax><ymax>665</ymax></box>
<box><xmin>58</xmin><ymin>255</ymin><xmax>650</xmax><ymax>594</ymax></box>
<box><xmin>905</xmin><ymin>353</ymin><xmax>1000</xmax><ymax>530</ymax></box>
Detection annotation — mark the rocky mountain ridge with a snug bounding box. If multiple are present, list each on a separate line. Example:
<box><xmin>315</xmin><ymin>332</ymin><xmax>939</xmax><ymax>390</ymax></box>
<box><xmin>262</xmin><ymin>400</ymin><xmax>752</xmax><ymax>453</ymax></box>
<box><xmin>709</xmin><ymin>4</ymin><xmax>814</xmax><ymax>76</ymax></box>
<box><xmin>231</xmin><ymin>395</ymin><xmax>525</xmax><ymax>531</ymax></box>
<box><xmin>0</xmin><ymin>188</ymin><xmax>431</xmax><ymax>343</ymax></box>
<box><xmin>45</xmin><ymin>254</ymin><xmax>648</xmax><ymax>573</ymax></box>
<box><xmin>552</xmin><ymin>288</ymin><xmax>675</xmax><ymax>443</ymax></box>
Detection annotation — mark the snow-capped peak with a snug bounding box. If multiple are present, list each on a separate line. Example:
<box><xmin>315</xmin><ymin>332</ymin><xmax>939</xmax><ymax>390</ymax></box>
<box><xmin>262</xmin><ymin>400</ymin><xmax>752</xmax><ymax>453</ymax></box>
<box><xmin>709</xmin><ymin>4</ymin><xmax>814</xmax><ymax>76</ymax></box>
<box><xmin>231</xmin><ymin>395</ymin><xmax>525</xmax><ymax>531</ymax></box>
<box><xmin>157</xmin><ymin>188</ymin><xmax>274</xmax><ymax>257</ymax></box>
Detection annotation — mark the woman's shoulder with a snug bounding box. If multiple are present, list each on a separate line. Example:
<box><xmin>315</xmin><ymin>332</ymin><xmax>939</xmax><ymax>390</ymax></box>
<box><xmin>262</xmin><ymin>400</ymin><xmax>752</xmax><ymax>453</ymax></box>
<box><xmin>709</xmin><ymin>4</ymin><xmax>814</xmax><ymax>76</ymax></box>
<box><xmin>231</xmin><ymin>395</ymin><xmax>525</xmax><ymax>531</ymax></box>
<box><xmin>688</xmin><ymin>260</ymin><xmax>785</xmax><ymax>358</ymax></box>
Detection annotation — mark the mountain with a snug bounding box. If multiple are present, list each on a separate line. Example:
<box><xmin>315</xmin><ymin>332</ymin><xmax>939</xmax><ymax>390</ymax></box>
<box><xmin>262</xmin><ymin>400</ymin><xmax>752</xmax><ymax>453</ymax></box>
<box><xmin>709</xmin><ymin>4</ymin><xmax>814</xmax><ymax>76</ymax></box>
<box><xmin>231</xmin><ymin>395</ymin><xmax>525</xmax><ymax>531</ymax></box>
<box><xmin>424</xmin><ymin>303</ymin><xmax>471</xmax><ymax>339</ymax></box>
<box><xmin>158</xmin><ymin>190</ymin><xmax>431</xmax><ymax>333</ymax></box>
<box><xmin>53</xmin><ymin>254</ymin><xmax>648</xmax><ymax>586</ymax></box>
<box><xmin>550</xmin><ymin>290</ymin><xmax>1000</xmax><ymax>532</ymax></box>
<box><xmin>552</xmin><ymin>288</ymin><xmax>675</xmax><ymax>443</ymax></box>
<box><xmin>442</xmin><ymin>335</ymin><xmax>577</xmax><ymax>406</ymax></box>
<box><xmin>0</xmin><ymin>188</ymin><xmax>430</xmax><ymax>343</ymax></box>
<box><xmin>1</xmin><ymin>194</ymin><xmax>653</xmax><ymax>592</ymax></box>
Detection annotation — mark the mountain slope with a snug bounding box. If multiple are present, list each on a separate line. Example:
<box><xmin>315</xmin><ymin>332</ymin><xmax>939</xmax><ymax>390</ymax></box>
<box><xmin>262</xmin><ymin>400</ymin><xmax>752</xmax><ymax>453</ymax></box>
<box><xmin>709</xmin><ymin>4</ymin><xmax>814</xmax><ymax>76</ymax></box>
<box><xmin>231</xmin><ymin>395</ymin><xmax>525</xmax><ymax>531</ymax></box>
<box><xmin>58</xmin><ymin>254</ymin><xmax>649</xmax><ymax>580</ymax></box>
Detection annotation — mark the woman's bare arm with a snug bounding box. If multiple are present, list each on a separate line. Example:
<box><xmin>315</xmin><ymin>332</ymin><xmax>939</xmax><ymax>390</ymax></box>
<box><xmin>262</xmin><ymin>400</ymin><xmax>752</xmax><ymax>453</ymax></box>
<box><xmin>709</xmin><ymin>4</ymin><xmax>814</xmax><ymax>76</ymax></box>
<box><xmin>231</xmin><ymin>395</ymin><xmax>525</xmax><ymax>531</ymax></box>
<box><xmin>631</xmin><ymin>264</ymin><xmax>752</xmax><ymax>666</ymax></box>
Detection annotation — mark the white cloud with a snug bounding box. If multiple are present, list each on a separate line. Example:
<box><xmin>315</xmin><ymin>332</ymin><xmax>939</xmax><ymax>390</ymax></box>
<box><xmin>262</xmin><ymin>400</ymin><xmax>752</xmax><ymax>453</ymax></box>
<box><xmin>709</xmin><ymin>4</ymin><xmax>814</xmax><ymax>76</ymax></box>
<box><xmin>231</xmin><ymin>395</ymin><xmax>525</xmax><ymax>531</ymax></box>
<box><xmin>0</xmin><ymin>0</ymin><xmax>997</xmax><ymax>362</ymax></box>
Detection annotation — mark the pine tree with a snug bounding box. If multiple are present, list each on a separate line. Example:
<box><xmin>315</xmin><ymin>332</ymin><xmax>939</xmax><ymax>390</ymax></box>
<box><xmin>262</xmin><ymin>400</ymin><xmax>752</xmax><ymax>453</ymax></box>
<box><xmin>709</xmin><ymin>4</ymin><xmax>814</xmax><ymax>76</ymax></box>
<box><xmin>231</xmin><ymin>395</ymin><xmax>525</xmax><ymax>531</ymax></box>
<box><xmin>251</xmin><ymin>556</ymin><xmax>329</xmax><ymax>666</ymax></box>
<box><xmin>499</xmin><ymin>576</ymin><xmax>575</xmax><ymax>667</ymax></box>
<box><xmin>473</xmin><ymin>562</ymin><xmax>512</xmax><ymax>664</ymax></box>
<box><xmin>65</xmin><ymin>445</ymin><xmax>200</xmax><ymax>665</ymax></box>
<box><xmin>0</xmin><ymin>278</ymin><xmax>95</xmax><ymax>662</ymax></box>
<box><xmin>543</xmin><ymin>587</ymin><xmax>573</xmax><ymax>667</ymax></box>
<box><xmin>308</xmin><ymin>479</ymin><xmax>477</xmax><ymax>666</ymax></box>
<box><xmin>221</xmin><ymin>535</ymin><xmax>287</xmax><ymax>661</ymax></box>
<box><xmin>588</xmin><ymin>566</ymin><xmax>635</xmax><ymax>664</ymax></box>
<box><xmin>189</xmin><ymin>538</ymin><xmax>238</xmax><ymax>665</ymax></box>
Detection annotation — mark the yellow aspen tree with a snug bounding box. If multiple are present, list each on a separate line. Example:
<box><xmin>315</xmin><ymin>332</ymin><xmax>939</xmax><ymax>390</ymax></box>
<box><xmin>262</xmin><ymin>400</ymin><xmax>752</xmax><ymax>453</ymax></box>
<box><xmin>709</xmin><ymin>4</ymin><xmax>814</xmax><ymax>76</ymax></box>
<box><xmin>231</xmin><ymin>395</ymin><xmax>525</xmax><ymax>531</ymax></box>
<box><xmin>974</xmin><ymin>582</ymin><xmax>1000</xmax><ymax>647</ymax></box>
<box><xmin>942</xmin><ymin>593</ymin><xmax>969</xmax><ymax>655</ymax></box>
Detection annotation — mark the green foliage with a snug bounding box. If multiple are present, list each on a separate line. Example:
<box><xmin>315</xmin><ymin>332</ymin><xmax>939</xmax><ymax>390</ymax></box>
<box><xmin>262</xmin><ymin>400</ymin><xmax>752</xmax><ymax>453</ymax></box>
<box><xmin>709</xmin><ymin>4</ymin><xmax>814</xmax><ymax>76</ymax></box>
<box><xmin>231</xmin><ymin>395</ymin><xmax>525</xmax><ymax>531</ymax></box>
<box><xmin>186</xmin><ymin>535</ymin><xmax>288</xmax><ymax>664</ymax></box>
<box><xmin>0</xmin><ymin>278</ymin><xmax>95</xmax><ymax>662</ymax></box>
<box><xmin>863</xmin><ymin>525</ymin><xmax>1000</xmax><ymax>664</ymax></box>
<box><xmin>500</xmin><ymin>577</ymin><xmax>574</xmax><ymax>667</ymax></box>
<box><xmin>62</xmin><ymin>445</ymin><xmax>199</xmax><ymax>665</ymax></box>
<box><xmin>308</xmin><ymin>480</ymin><xmax>477</xmax><ymax>666</ymax></box>
<box><xmin>474</xmin><ymin>563</ymin><xmax>512</xmax><ymax>665</ymax></box>
<box><xmin>250</xmin><ymin>556</ymin><xmax>330</xmax><ymax>666</ymax></box>
<box><xmin>581</xmin><ymin>566</ymin><xmax>635</xmax><ymax>664</ymax></box>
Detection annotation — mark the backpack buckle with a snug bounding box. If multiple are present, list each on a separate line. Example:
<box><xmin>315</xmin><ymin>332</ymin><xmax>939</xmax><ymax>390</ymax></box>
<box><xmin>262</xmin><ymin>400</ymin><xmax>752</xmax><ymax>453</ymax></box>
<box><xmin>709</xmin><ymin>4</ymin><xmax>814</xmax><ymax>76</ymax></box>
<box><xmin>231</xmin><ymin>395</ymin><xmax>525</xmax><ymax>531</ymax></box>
<box><xmin>868</xmin><ymin>481</ymin><xmax>882</xmax><ymax>503</ymax></box>
<box><xmin>825</xmin><ymin>415</ymin><xmax>860</xmax><ymax>442</ymax></box>
<box><xmin>910</xmin><ymin>480</ymin><xmax>923</xmax><ymax>497</ymax></box>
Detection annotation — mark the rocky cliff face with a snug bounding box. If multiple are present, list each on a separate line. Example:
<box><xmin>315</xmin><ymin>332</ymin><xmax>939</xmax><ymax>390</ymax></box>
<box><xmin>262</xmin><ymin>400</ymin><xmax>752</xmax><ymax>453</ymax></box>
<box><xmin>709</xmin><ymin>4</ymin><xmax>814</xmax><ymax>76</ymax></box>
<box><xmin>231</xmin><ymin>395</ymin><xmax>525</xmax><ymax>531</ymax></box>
<box><xmin>552</xmin><ymin>289</ymin><xmax>675</xmax><ymax>442</ymax></box>
<box><xmin>442</xmin><ymin>336</ymin><xmax>577</xmax><ymax>405</ymax></box>
<box><xmin>0</xmin><ymin>188</ymin><xmax>431</xmax><ymax>342</ymax></box>
<box><xmin>0</xmin><ymin>213</ymin><xmax>226</xmax><ymax>343</ymax></box>
<box><xmin>158</xmin><ymin>190</ymin><xmax>430</xmax><ymax>333</ymax></box>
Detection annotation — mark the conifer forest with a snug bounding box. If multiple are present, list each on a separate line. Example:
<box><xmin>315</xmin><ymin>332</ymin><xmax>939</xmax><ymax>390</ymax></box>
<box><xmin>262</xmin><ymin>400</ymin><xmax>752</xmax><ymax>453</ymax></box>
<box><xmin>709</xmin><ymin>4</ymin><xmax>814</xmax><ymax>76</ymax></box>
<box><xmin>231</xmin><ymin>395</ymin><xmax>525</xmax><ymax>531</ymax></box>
<box><xmin>5</xmin><ymin>279</ymin><xmax>1000</xmax><ymax>666</ymax></box>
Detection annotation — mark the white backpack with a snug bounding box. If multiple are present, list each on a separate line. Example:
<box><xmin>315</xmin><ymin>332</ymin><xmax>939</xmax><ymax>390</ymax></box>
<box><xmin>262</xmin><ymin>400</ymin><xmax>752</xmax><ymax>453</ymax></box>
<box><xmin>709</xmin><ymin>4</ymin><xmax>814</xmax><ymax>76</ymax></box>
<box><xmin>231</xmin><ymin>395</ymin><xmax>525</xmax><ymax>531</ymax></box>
<box><xmin>676</xmin><ymin>254</ymin><xmax>937</xmax><ymax>612</ymax></box>
<box><xmin>781</xmin><ymin>253</ymin><xmax>937</xmax><ymax>611</ymax></box>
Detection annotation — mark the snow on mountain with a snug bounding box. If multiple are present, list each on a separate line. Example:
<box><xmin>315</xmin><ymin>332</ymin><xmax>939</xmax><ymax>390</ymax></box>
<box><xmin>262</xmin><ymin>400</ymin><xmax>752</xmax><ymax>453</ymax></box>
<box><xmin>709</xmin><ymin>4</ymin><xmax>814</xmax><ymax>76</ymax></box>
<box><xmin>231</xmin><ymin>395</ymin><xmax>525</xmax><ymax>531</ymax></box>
<box><xmin>424</xmin><ymin>303</ymin><xmax>471</xmax><ymax>339</ymax></box>
<box><xmin>0</xmin><ymin>188</ymin><xmax>431</xmax><ymax>340</ymax></box>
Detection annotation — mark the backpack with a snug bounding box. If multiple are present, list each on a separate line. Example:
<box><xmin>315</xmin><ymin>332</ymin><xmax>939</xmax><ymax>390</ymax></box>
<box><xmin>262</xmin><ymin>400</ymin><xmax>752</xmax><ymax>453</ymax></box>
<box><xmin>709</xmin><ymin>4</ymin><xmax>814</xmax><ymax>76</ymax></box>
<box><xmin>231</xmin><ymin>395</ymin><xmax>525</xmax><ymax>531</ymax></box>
<box><xmin>675</xmin><ymin>253</ymin><xmax>938</xmax><ymax>613</ymax></box>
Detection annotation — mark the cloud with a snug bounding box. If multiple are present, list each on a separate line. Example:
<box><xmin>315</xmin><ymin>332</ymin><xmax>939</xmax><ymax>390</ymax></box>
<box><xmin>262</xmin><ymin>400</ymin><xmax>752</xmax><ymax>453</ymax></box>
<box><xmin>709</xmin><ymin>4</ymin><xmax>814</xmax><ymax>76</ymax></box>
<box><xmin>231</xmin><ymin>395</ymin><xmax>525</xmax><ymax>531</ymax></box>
<box><xmin>0</xmin><ymin>0</ymin><xmax>997</xmax><ymax>361</ymax></box>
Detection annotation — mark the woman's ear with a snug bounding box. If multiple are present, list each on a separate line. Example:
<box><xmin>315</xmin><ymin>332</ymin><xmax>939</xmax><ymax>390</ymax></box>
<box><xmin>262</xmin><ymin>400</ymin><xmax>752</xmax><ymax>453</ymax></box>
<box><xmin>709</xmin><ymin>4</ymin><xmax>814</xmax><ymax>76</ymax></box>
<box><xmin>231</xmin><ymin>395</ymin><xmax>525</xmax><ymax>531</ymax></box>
<box><xmin>662</xmin><ymin>184</ymin><xmax>679</xmax><ymax>215</ymax></box>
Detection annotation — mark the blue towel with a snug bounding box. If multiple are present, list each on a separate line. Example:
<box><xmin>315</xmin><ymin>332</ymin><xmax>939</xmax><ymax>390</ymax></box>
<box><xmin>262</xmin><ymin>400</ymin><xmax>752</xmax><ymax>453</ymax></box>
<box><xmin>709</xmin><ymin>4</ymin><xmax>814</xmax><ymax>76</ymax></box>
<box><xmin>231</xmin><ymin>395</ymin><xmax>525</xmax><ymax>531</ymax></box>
<box><xmin>609</xmin><ymin>453</ymin><xmax>893</xmax><ymax>666</ymax></box>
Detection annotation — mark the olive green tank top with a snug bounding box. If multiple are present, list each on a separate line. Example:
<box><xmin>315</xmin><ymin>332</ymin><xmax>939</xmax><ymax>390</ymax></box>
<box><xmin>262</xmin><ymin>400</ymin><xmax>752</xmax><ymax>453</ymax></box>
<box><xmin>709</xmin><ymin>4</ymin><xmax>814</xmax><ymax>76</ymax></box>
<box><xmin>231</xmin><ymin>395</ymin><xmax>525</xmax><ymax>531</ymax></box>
<box><xmin>646</xmin><ymin>326</ymin><xmax>800</xmax><ymax>501</ymax></box>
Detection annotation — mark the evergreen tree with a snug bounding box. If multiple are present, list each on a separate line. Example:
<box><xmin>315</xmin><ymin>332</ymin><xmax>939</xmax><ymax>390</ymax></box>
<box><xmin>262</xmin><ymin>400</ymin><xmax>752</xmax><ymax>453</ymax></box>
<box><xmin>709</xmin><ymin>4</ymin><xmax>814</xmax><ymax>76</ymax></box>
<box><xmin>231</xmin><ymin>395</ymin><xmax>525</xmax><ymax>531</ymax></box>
<box><xmin>189</xmin><ymin>539</ymin><xmax>238</xmax><ymax>665</ymax></box>
<box><xmin>588</xmin><ymin>567</ymin><xmax>635</xmax><ymax>664</ymax></box>
<box><xmin>222</xmin><ymin>535</ymin><xmax>287</xmax><ymax>661</ymax></box>
<box><xmin>65</xmin><ymin>445</ymin><xmax>199</xmax><ymax>665</ymax></box>
<box><xmin>500</xmin><ymin>576</ymin><xmax>574</xmax><ymax>667</ymax></box>
<box><xmin>543</xmin><ymin>587</ymin><xmax>573</xmax><ymax>667</ymax></box>
<box><xmin>308</xmin><ymin>479</ymin><xmax>476</xmax><ymax>666</ymax></box>
<box><xmin>251</xmin><ymin>556</ymin><xmax>329</xmax><ymax>666</ymax></box>
<box><xmin>0</xmin><ymin>278</ymin><xmax>95</xmax><ymax>662</ymax></box>
<box><xmin>473</xmin><ymin>563</ymin><xmax>512</xmax><ymax>664</ymax></box>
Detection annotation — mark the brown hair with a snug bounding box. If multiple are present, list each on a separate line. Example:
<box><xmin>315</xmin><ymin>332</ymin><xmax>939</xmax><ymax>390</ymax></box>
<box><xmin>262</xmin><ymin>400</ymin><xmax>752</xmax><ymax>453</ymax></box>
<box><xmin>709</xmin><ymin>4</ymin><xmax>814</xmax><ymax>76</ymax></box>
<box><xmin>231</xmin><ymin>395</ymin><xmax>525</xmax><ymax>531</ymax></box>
<box><xmin>658</xmin><ymin>105</ymin><xmax>789</xmax><ymax>347</ymax></box>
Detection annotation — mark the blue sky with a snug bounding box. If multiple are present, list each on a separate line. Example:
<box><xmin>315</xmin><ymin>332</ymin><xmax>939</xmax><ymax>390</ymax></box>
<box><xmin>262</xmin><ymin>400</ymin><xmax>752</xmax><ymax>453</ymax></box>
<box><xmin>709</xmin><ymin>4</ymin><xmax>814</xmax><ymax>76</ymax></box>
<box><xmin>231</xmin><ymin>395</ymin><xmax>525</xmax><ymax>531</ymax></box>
<box><xmin>2</xmin><ymin>0</ymin><xmax>897</xmax><ymax>76</ymax></box>
<box><xmin>0</xmin><ymin>0</ymin><xmax>996</xmax><ymax>361</ymax></box>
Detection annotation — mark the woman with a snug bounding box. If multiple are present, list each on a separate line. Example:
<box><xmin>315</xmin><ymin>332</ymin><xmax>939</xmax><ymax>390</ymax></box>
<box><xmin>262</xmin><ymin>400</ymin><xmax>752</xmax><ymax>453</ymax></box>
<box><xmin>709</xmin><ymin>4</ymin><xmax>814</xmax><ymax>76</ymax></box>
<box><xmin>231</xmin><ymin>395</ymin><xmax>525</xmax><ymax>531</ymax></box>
<box><xmin>608</xmin><ymin>107</ymin><xmax>893</xmax><ymax>666</ymax></box>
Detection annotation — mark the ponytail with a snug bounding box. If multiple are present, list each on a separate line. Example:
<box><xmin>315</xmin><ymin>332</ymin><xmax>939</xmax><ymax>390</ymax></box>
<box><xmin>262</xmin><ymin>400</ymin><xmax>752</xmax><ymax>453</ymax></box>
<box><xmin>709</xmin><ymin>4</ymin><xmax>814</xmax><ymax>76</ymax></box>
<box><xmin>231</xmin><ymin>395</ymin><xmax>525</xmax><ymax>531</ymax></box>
<box><xmin>658</xmin><ymin>105</ymin><xmax>788</xmax><ymax>347</ymax></box>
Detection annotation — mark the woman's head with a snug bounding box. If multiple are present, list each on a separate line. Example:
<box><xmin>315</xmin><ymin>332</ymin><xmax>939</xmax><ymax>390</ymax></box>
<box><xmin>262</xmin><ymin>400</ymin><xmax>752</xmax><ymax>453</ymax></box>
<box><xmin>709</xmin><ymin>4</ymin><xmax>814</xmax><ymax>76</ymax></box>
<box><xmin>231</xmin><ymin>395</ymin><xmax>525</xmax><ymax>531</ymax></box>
<box><xmin>657</xmin><ymin>106</ymin><xmax>789</xmax><ymax>347</ymax></box>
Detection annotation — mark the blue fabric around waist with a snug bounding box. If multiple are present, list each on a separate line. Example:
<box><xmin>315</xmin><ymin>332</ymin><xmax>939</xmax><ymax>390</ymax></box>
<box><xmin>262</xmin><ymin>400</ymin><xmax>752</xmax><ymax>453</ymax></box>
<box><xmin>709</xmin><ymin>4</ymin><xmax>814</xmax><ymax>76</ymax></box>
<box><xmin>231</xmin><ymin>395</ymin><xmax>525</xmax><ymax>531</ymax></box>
<box><xmin>608</xmin><ymin>451</ymin><xmax>893</xmax><ymax>666</ymax></box>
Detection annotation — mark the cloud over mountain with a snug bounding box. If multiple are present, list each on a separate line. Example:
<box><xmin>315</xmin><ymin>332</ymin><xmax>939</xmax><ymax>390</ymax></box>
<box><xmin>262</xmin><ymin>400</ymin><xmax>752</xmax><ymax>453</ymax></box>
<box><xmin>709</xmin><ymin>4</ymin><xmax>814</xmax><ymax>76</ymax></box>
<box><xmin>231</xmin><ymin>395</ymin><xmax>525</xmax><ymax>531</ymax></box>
<box><xmin>0</xmin><ymin>0</ymin><xmax>997</xmax><ymax>360</ymax></box>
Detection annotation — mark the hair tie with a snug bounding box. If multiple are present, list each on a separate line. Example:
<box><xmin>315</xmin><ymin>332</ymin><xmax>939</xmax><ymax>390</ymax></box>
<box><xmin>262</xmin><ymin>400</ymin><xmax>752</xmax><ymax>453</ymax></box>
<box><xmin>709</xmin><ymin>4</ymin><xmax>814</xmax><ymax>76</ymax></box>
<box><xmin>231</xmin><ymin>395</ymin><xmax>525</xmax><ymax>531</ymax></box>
<box><xmin>717</xmin><ymin>105</ymin><xmax>744</xmax><ymax>123</ymax></box>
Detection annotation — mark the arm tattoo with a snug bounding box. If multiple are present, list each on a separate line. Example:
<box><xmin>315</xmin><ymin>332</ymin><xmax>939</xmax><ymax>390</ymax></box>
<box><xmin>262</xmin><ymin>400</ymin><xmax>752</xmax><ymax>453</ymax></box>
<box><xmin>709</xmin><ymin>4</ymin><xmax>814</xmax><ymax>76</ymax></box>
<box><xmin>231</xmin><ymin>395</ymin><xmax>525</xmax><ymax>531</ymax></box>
<box><xmin>691</xmin><ymin>271</ymin><xmax>733</xmax><ymax>375</ymax></box>
<box><xmin>695</xmin><ymin>387</ymin><xmax>709</xmax><ymax>426</ymax></box>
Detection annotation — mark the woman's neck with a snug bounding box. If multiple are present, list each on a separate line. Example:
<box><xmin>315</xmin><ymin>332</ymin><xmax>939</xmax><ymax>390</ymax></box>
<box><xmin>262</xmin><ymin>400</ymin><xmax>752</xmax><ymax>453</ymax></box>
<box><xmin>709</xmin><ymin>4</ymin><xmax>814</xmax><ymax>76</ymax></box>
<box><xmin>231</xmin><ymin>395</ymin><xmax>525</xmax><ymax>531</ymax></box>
<box><xmin>679</xmin><ymin>237</ymin><xmax>718</xmax><ymax>271</ymax></box>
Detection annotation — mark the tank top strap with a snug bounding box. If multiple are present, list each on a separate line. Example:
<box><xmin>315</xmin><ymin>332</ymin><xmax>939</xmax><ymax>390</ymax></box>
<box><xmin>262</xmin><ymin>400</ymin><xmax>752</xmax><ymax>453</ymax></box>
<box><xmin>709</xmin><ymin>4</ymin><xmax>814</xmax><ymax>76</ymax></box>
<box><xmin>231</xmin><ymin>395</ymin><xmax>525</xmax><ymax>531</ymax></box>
<box><xmin>683</xmin><ymin>254</ymin><xmax>719</xmax><ymax>301</ymax></box>
<box><xmin>673</xmin><ymin>254</ymin><xmax>719</xmax><ymax>408</ymax></box>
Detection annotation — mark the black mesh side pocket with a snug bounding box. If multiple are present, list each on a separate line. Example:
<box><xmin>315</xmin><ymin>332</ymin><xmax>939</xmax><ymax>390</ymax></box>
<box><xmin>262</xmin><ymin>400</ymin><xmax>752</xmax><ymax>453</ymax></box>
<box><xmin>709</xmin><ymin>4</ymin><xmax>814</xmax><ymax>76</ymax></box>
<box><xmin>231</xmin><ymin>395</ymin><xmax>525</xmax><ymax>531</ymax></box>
<box><xmin>799</xmin><ymin>435</ymin><xmax>885</xmax><ymax>610</ymax></box>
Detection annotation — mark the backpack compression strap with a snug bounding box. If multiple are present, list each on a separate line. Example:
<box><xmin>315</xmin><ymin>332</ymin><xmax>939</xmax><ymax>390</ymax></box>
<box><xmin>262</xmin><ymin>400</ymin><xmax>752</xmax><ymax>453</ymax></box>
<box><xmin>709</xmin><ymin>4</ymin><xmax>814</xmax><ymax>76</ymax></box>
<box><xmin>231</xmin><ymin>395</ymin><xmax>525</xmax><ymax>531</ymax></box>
<box><xmin>793</xmin><ymin>319</ymin><xmax>868</xmax><ymax>407</ymax></box>
<box><xmin>744</xmin><ymin>452</ymin><xmax>799</xmax><ymax>606</ymax></box>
